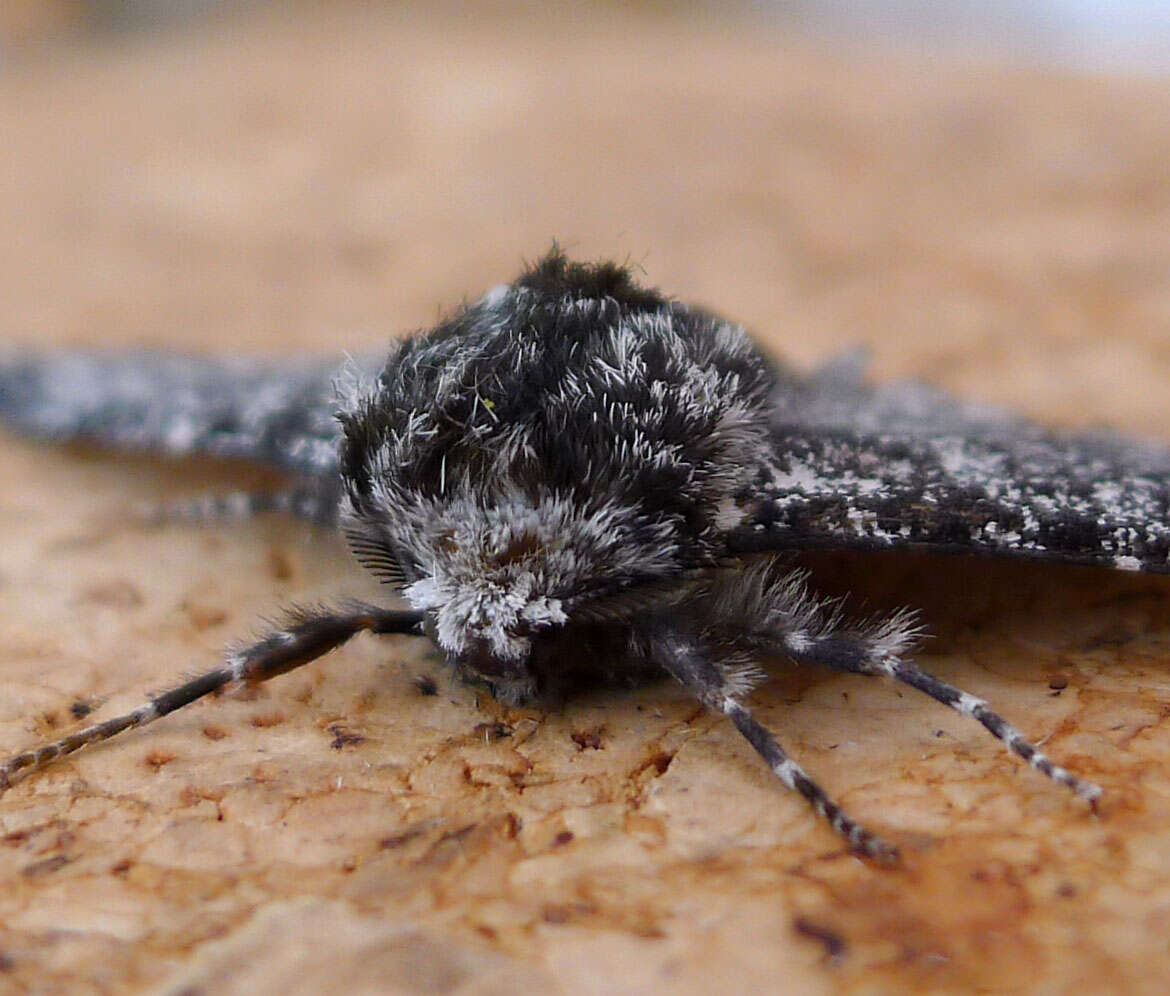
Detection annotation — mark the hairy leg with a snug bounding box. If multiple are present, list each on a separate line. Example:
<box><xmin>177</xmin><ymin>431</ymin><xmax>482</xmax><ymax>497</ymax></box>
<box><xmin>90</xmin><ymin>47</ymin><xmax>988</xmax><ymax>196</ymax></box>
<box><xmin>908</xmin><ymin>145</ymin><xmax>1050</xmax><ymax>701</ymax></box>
<box><xmin>714</xmin><ymin>563</ymin><xmax>1101</xmax><ymax>804</ymax></box>
<box><xmin>645</xmin><ymin>624</ymin><xmax>899</xmax><ymax>862</ymax></box>
<box><xmin>0</xmin><ymin>604</ymin><xmax>424</xmax><ymax>793</ymax></box>
<box><xmin>783</xmin><ymin>628</ymin><xmax>1101</xmax><ymax>804</ymax></box>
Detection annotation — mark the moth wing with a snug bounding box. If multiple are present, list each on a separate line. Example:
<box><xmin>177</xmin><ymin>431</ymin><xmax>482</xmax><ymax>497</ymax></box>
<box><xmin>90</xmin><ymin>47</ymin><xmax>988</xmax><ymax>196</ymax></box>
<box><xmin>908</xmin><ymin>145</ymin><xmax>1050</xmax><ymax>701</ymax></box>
<box><xmin>0</xmin><ymin>350</ymin><xmax>377</xmax><ymax>479</ymax></box>
<box><xmin>726</xmin><ymin>366</ymin><xmax>1170</xmax><ymax>574</ymax></box>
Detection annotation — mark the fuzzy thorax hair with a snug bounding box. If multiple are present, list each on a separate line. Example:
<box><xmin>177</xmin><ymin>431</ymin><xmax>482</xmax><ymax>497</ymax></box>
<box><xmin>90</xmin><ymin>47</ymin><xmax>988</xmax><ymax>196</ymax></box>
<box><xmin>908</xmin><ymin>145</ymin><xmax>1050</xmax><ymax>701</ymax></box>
<box><xmin>337</xmin><ymin>252</ymin><xmax>777</xmax><ymax>667</ymax></box>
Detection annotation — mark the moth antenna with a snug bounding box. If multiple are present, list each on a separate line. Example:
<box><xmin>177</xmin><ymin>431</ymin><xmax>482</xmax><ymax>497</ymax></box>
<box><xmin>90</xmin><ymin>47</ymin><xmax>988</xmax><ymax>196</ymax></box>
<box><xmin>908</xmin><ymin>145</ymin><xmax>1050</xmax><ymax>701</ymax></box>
<box><xmin>0</xmin><ymin>604</ymin><xmax>425</xmax><ymax>795</ymax></box>
<box><xmin>342</xmin><ymin>522</ymin><xmax>409</xmax><ymax>586</ymax></box>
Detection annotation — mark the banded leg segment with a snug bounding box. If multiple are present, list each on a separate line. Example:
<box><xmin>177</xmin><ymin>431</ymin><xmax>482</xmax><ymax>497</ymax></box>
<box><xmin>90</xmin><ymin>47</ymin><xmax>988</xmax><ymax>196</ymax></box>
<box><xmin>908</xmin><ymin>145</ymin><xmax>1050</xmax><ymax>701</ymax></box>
<box><xmin>647</xmin><ymin>625</ymin><xmax>898</xmax><ymax>861</ymax></box>
<box><xmin>142</xmin><ymin>481</ymin><xmax>341</xmax><ymax>527</ymax></box>
<box><xmin>781</xmin><ymin>629</ymin><xmax>1102</xmax><ymax>805</ymax></box>
<box><xmin>0</xmin><ymin>604</ymin><xmax>425</xmax><ymax>794</ymax></box>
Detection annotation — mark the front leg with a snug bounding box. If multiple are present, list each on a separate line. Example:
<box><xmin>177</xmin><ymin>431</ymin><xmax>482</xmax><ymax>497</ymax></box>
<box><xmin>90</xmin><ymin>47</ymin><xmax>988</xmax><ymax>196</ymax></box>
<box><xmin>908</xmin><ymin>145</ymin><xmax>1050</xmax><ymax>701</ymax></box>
<box><xmin>643</xmin><ymin>622</ymin><xmax>899</xmax><ymax>862</ymax></box>
<box><xmin>0</xmin><ymin>603</ymin><xmax>425</xmax><ymax>794</ymax></box>
<box><xmin>709</xmin><ymin>561</ymin><xmax>1101</xmax><ymax>805</ymax></box>
<box><xmin>782</xmin><ymin>626</ymin><xmax>1102</xmax><ymax>804</ymax></box>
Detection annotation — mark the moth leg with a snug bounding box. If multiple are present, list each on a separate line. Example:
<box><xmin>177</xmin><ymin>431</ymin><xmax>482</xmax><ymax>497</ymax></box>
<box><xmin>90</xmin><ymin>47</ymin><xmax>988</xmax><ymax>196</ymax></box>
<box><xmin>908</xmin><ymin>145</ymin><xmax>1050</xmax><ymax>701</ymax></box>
<box><xmin>141</xmin><ymin>481</ymin><xmax>341</xmax><ymax>527</ymax></box>
<box><xmin>709</xmin><ymin>563</ymin><xmax>1101</xmax><ymax>805</ymax></box>
<box><xmin>645</xmin><ymin>625</ymin><xmax>899</xmax><ymax>862</ymax></box>
<box><xmin>0</xmin><ymin>604</ymin><xmax>424</xmax><ymax>795</ymax></box>
<box><xmin>780</xmin><ymin>623</ymin><xmax>1102</xmax><ymax>806</ymax></box>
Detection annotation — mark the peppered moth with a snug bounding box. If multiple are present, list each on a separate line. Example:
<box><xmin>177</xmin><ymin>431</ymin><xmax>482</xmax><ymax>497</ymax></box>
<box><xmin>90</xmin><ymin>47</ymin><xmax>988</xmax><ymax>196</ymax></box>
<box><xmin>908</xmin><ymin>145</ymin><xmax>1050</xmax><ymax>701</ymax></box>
<box><xmin>1</xmin><ymin>249</ymin><xmax>1158</xmax><ymax>859</ymax></box>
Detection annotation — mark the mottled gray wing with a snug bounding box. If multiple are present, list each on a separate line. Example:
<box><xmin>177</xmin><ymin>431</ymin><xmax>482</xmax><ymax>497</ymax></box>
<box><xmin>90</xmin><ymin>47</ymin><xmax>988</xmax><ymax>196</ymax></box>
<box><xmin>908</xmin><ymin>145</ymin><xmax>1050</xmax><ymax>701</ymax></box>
<box><xmin>728</xmin><ymin>361</ymin><xmax>1170</xmax><ymax>574</ymax></box>
<box><xmin>0</xmin><ymin>350</ymin><xmax>360</xmax><ymax>479</ymax></box>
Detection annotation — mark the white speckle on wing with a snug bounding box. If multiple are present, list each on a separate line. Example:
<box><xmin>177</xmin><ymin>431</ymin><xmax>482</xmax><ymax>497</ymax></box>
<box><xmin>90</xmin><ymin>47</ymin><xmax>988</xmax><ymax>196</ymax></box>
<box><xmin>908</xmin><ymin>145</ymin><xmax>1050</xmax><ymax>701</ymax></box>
<box><xmin>752</xmin><ymin>369</ymin><xmax>1170</xmax><ymax>573</ymax></box>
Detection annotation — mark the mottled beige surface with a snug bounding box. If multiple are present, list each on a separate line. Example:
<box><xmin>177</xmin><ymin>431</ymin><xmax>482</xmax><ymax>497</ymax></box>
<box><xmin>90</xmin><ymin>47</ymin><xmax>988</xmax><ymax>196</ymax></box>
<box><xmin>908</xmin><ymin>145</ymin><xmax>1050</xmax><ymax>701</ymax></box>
<box><xmin>2</xmin><ymin>5</ymin><xmax>1170</xmax><ymax>994</ymax></box>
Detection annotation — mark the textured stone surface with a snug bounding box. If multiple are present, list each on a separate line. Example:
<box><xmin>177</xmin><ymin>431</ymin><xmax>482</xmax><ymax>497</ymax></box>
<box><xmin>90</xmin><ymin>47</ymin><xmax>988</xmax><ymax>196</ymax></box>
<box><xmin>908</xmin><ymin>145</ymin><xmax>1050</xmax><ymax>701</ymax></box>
<box><xmin>2</xmin><ymin>5</ymin><xmax>1170</xmax><ymax>993</ymax></box>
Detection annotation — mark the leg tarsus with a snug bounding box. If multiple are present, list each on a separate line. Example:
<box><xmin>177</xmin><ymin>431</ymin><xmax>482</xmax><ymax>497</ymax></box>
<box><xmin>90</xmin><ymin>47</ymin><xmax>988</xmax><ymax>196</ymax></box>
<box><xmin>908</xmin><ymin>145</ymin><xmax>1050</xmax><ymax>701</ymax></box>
<box><xmin>784</xmin><ymin>629</ymin><xmax>1103</xmax><ymax>805</ymax></box>
<box><xmin>723</xmin><ymin>697</ymin><xmax>899</xmax><ymax>863</ymax></box>
<box><xmin>644</xmin><ymin>624</ymin><xmax>899</xmax><ymax>861</ymax></box>
<box><xmin>890</xmin><ymin>657</ymin><xmax>1102</xmax><ymax>804</ymax></box>
<box><xmin>0</xmin><ymin>603</ymin><xmax>424</xmax><ymax>795</ymax></box>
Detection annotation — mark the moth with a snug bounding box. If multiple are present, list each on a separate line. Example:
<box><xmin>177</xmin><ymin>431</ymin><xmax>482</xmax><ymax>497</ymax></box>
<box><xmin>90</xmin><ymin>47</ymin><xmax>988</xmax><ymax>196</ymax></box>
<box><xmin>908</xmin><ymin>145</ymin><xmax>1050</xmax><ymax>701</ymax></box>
<box><xmin>1</xmin><ymin>249</ymin><xmax>1162</xmax><ymax>861</ymax></box>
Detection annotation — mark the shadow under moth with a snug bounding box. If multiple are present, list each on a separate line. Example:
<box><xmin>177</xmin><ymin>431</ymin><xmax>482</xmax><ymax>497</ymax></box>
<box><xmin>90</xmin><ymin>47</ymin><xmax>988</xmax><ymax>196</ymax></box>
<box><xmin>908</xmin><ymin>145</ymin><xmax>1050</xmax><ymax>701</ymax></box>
<box><xmin>1</xmin><ymin>249</ymin><xmax>1162</xmax><ymax>861</ymax></box>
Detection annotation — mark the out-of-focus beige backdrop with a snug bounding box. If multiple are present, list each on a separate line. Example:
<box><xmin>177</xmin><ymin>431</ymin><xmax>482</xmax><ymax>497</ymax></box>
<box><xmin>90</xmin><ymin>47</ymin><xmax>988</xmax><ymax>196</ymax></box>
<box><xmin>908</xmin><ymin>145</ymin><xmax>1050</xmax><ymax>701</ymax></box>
<box><xmin>2</xmin><ymin>3</ymin><xmax>1170</xmax><ymax>994</ymax></box>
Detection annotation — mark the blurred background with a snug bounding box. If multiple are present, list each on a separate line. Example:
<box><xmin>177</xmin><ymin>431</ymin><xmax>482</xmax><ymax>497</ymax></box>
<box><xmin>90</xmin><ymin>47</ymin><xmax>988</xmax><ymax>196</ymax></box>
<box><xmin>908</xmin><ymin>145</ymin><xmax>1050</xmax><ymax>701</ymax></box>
<box><xmin>5</xmin><ymin>1</ymin><xmax>1170</xmax><ymax>70</ymax></box>
<box><xmin>2</xmin><ymin>0</ymin><xmax>1169</xmax><ymax>427</ymax></box>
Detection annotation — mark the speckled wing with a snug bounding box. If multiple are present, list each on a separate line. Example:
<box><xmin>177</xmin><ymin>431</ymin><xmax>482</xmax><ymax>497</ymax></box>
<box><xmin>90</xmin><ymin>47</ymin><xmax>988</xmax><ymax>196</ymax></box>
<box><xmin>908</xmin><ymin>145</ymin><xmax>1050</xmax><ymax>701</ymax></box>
<box><xmin>0</xmin><ymin>350</ymin><xmax>353</xmax><ymax>479</ymax></box>
<box><xmin>727</xmin><ymin>361</ymin><xmax>1170</xmax><ymax>574</ymax></box>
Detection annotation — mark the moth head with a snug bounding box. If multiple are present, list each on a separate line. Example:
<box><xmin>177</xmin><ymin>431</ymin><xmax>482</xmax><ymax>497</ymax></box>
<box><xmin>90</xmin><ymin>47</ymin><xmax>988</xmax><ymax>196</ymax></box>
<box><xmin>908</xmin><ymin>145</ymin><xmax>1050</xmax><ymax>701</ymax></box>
<box><xmin>342</xmin><ymin>489</ymin><xmax>681</xmax><ymax>694</ymax></box>
<box><xmin>335</xmin><ymin>249</ymin><xmax>779</xmax><ymax>692</ymax></box>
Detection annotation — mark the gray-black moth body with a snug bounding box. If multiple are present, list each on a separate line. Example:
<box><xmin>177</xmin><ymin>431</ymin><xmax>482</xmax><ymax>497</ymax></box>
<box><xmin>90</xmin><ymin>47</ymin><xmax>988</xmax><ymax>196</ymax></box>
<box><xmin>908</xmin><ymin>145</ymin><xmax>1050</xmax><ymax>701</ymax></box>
<box><xmin>0</xmin><ymin>250</ymin><xmax>1158</xmax><ymax>859</ymax></box>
